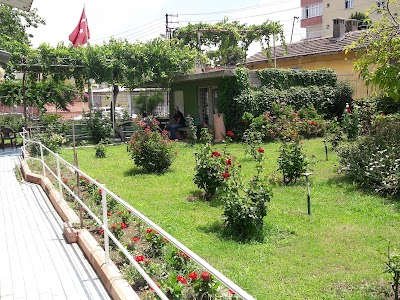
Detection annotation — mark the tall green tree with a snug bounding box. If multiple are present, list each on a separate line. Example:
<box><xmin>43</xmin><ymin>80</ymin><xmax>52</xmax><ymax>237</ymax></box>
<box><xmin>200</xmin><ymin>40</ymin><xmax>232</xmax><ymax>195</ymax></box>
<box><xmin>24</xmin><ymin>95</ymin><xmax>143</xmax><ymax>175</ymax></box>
<box><xmin>174</xmin><ymin>18</ymin><xmax>285</xmax><ymax>65</ymax></box>
<box><xmin>347</xmin><ymin>0</ymin><xmax>400</xmax><ymax>100</ymax></box>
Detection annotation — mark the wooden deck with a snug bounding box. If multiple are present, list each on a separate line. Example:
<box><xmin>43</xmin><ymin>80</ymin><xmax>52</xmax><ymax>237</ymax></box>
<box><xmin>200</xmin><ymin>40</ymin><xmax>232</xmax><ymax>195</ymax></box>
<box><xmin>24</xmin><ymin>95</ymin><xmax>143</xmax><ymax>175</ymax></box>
<box><xmin>0</xmin><ymin>148</ymin><xmax>111</xmax><ymax>300</ymax></box>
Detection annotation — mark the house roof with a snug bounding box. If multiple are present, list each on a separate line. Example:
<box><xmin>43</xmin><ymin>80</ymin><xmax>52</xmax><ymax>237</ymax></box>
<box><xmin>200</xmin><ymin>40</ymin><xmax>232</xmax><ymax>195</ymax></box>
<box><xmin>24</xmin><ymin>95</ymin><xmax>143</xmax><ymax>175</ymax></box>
<box><xmin>172</xmin><ymin>69</ymin><xmax>236</xmax><ymax>83</ymax></box>
<box><xmin>246</xmin><ymin>30</ymin><xmax>365</xmax><ymax>65</ymax></box>
<box><xmin>0</xmin><ymin>50</ymin><xmax>11</xmax><ymax>64</ymax></box>
<box><xmin>0</xmin><ymin>0</ymin><xmax>33</xmax><ymax>11</ymax></box>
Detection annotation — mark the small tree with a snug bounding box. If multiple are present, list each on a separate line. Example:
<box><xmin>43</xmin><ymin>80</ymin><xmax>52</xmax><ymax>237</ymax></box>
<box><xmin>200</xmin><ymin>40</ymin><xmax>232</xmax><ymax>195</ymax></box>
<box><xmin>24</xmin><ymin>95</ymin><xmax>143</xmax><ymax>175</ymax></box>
<box><xmin>134</xmin><ymin>91</ymin><xmax>164</xmax><ymax>116</ymax></box>
<box><xmin>347</xmin><ymin>0</ymin><xmax>400</xmax><ymax>101</ymax></box>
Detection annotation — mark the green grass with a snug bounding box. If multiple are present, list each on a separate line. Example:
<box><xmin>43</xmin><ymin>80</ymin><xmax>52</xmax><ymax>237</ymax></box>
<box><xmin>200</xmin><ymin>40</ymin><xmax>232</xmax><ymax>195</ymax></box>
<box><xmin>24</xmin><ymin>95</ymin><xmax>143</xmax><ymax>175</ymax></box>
<box><xmin>59</xmin><ymin>138</ymin><xmax>400</xmax><ymax>299</ymax></box>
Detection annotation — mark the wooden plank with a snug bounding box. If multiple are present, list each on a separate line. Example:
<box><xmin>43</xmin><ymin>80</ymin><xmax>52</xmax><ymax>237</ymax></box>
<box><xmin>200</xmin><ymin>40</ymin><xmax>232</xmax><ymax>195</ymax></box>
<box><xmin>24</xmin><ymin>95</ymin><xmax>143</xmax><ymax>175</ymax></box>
<box><xmin>0</xmin><ymin>150</ymin><xmax>111</xmax><ymax>300</ymax></box>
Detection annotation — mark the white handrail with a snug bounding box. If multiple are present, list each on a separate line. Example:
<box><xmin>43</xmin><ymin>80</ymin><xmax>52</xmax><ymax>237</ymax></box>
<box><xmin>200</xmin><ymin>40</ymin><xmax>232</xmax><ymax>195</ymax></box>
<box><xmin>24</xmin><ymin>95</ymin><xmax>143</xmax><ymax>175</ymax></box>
<box><xmin>20</xmin><ymin>129</ymin><xmax>255</xmax><ymax>300</ymax></box>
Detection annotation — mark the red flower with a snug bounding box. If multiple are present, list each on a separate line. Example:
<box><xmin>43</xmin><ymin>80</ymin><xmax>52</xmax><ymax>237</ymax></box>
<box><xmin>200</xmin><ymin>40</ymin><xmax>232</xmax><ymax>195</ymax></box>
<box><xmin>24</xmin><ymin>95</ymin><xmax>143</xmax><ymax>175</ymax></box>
<box><xmin>309</xmin><ymin>121</ymin><xmax>315</xmax><ymax>126</ymax></box>
<box><xmin>229</xmin><ymin>289</ymin><xmax>235</xmax><ymax>295</ymax></box>
<box><xmin>226</xmin><ymin>159</ymin><xmax>232</xmax><ymax>165</ymax></box>
<box><xmin>163</xmin><ymin>238</ymin><xmax>169</xmax><ymax>243</ymax></box>
<box><xmin>62</xmin><ymin>178</ymin><xmax>69</xmax><ymax>184</ymax></box>
<box><xmin>107</xmin><ymin>212</ymin><xmax>111</xmax><ymax>217</ymax></box>
<box><xmin>211</xmin><ymin>151</ymin><xmax>221</xmax><ymax>157</ymax></box>
<box><xmin>226</xmin><ymin>131</ymin><xmax>234</xmax><ymax>137</ymax></box>
<box><xmin>127</xmin><ymin>209</ymin><xmax>132</xmax><ymax>213</ymax></box>
<box><xmin>258</xmin><ymin>148</ymin><xmax>264</xmax><ymax>153</ymax></box>
<box><xmin>117</xmin><ymin>211</ymin><xmax>122</xmax><ymax>215</ymax></box>
<box><xmin>98</xmin><ymin>189</ymin><xmax>102</xmax><ymax>195</ymax></box>
<box><xmin>222</xmin><ymin>172</ymin><xmax>230</xmax><ymax>179</ymax></box>
<box><xmin>176</xmin><ymin>276</ymin><xmax>187</xmax><ymax>284</ymax></box>
<box><xmin>135</xmin><ymin>255</ymin><xmax>145</xmax><ymax>262</ymax></box>
<box><xmin>184</xmin><ymin>253</ymin><xmax>190</xmax><ymax>259</ymax></box>
<box><xmin>200</xmin><ymin>271</ymin><xmax>211</xmax><ymax>282</ymax></box>
<box><xmin>188</xmin><ymin>272</ymin><xmax>198</xmax><ymax>281</ymax></box>
<box><xmin>146</xmin><ymin>228</ymin><xmax>153</xmax><ymax>233</ymax></box>
<box><xmin>131</xmin><ymin>237</ymin><xmax>139</xmax><ymax>242</ymax></box>
<box><xmin>99</xmin><ymin>229</ymin><xmax>104</xmax><ymax>234</ymax></box>
<box><xmin>120</xmin><ymin>222</ymin><xmax>127</xmax><ymax>229</ymax></box>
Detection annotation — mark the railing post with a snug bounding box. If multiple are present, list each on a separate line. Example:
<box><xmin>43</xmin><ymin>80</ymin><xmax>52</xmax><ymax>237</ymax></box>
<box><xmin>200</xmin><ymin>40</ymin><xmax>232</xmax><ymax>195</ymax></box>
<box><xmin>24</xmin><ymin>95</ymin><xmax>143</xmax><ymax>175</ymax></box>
<box><xmin>101</xmin><ymin>185</ymin><xmax>110</xmax><ymax>264</ymax></box>
<box><xmin>22</xmin><ymin>129</ymin><xmax>25</xmax><ymax>152</ymax></box>
<box><xmin>56</xmin><ymin>157</ymin><xmax>62</xmax><ymax>199</ymax></box>
<box><xmin>40</xmin><ymin>143</ymin><xmax>45</xmax><ymax>176</ymax></box>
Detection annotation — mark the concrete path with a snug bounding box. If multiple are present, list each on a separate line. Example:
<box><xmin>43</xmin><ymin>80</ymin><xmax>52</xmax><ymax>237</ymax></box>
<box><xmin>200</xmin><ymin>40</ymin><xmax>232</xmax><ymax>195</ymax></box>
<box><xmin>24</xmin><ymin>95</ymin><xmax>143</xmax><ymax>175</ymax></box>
<box><xmin>0</xmin><ymin>148</ymin><xmax>111</xmax><ymax>300</ymax></box>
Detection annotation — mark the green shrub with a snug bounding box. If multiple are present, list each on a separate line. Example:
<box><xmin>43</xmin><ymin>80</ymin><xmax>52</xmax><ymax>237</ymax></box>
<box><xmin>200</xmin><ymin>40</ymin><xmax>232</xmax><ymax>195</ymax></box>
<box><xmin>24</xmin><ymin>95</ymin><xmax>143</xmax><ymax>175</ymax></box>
<box><xmin>184</xmin><ymin>115</ymin><xmax>197</xmax><ymax>146</ymax></box>
<box><xmin>257</xmin><ymin>68</ymin><xmax>337</xmax><ymax>89</ymax></box>
<box><xmin>241</xmin><ymin>103</ymin><xmax>326</xmax><ymax>144</ymax></box>
<box><xmin>220</xmin><ymin>147</ymin><xmax>271</xmax><ymax>241</ymax></box>
<box><xmin>338</xmin><ymin>114</ymin><xmax>400</xmax><ymax>196</ymax></box>
<box><xmin>86</xmin><ymin>112</ymin><xmax>112</xmax><ymax>143</ymax></box>
<box><xmin>342</xmin><ymin>108</ymin><xmax>359</xmax><ymax>140</ymax></box>
<box><xmin>128</xmin><ymin>126</ymin><xmax>176</xmax><ymax>173</ymax></box>
<box><xmin>95</xmin><ymin>139</ymin><xmax>107</xmax><ymax>158</ymax></box>
<box><xmin>194</xmin><ymin>129</ymin><xmax>232</xmax><ymax>200</ymax></box>
<box><xmin>218</xmin><ymin>68</ymin><xmax>250</xmax><ymax>138</ymax></box>
<box><xmin>0</xmin><ymin>114</ymin><xmax>24</xmax><ymax>131</ymax></box>
<box><xmin>28</xmin><ymin>132</ymin><xmax>66</xmax><ymax>156</ymax></box>
<box><xmin>278</xmin><ymin>140</ymin><xmax>310</xmax><ymax>184</ymax></box>
<box><xmin>385</xmin><ymin>246</ymin><xmax>400</xmax><ymax>300</ymax></box>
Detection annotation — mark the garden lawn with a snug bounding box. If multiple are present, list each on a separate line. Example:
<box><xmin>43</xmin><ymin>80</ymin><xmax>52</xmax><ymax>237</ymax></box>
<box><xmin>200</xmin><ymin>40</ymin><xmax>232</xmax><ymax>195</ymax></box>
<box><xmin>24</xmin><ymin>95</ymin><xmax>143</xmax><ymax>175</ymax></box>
<box><xmin>60</xmin><ymin>138</ymin><xmax>400</xmax><ymax>300</ymax></box>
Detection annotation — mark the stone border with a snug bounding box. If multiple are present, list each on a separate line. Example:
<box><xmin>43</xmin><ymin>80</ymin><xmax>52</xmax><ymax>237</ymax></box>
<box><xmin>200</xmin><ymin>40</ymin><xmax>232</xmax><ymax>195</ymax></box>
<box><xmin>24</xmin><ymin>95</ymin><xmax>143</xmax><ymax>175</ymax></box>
<box><xmin>20</xmin><ymin>159</ymin><xmax>140</xmax><ymax>300</ymax></box>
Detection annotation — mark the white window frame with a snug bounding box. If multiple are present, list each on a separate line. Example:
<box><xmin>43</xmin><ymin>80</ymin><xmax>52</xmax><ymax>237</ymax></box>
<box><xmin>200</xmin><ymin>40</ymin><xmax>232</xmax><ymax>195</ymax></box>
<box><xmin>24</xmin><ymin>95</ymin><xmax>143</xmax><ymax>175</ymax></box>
<box><xmin>345</xmin><ymin>0</ymin><xmax>354</xmax><ymax>9</ymax></box>
<box><xmin>198</xmin><ymin>87</ymin><xmax>218</xmax><ymax>125</ymax></box>
<box><xmin>301</xmin><ymin>2</ymin><xmax>323</xmax><ymax>19</ymax></box>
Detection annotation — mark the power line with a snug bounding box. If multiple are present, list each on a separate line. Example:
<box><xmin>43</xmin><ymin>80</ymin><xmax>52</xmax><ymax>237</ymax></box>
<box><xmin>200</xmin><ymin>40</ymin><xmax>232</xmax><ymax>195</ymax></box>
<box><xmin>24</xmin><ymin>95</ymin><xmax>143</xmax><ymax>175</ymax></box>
<box><xmin>90</xmin><ymin>17</ymin><xmax>164</xmax><ymax>42</ymax></box>
<box><xmin>178</xmin><ymin>0</ymin><xmax>296</xmax><ymax>16</ymax></box>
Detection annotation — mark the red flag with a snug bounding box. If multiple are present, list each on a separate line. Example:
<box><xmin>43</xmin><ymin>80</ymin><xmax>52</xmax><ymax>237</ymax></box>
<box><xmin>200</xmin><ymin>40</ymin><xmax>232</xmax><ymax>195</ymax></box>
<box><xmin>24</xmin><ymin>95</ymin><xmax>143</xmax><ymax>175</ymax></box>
<box><xmin>69</xmin><ymin>8</ymin><xmax>90</xmax><ymax>48</ymax></box>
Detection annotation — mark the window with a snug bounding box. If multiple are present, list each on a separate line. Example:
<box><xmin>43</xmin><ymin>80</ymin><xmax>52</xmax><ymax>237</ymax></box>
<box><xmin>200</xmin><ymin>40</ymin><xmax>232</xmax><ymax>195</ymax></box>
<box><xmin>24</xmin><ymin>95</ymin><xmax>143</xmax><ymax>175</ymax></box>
<box><xmin>301</xmin><ymin>2</ymin><xmax>323</xmax><ymax>19</ymax></box>
<box><xmin>199</xmin><ymin>87</ymin><xmax>218</xmax><ymax>125</ymax></box>
<box><xmin>345</xmin><ymin>0</ymin><xmax>354</xmax><ymax>9</ymax></box>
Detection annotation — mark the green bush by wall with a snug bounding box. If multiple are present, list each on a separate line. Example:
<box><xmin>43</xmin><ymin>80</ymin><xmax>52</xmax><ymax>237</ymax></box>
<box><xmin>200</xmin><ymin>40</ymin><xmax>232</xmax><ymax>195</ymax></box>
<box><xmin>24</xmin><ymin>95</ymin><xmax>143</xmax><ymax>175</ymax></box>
<box><xmin>218</xmin><ymin>68</ymin><xmax>353</xmax><ymax>137</ymax></box>
<box><xmin>257</xmin><ymin>68</ymin><xmax>337</xmax><ymax>89</ymax></box>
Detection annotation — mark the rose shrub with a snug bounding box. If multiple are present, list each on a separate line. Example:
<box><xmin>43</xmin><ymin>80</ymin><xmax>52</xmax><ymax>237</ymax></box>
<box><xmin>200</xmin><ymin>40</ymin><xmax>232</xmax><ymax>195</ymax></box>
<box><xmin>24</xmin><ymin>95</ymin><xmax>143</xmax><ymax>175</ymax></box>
<box><xmin>194</xmin><ymin>128</ymin><xmax>233</xmax><ymax>200</ymax></box>
<box><xmin>220</xmin><ymin>147</ymin><xmax>272</xmax><ymax>241</ymax></box>
<box><xmin>128</xmin><ymin>121</ymin><xmax>176</xmax><ymax>173</ymax></box>
<box><xmin>278</xmin><ymin>140</ymin><xmax>310</xmax><ymax>184</ymax></box>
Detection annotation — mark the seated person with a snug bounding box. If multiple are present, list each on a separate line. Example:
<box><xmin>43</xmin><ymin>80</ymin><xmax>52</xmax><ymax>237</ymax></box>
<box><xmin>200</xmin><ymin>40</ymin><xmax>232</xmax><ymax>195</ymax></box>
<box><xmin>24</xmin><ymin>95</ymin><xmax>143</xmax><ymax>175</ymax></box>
<box><xmin>166</xmin><ymin>106</ymin><xmax>185</xmax><ymax>139</ymax></box>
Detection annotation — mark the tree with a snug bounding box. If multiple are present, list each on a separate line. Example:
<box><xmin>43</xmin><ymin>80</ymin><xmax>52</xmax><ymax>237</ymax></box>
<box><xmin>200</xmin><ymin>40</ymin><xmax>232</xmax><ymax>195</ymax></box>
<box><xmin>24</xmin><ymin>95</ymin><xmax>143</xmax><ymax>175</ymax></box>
<box><xmin>134</xmin><ymin>91</ymin><xmax>164</xmax><ymax>115</ymax></box>
<box><xmin>174</xmin><ymin>17</ymin><xmax>285</xmax><ymax>65</ymax></box>
<box><xmin>347</xmin><ymin>0</ymin><xmax>400</xmax><ymax>100</ymax></box>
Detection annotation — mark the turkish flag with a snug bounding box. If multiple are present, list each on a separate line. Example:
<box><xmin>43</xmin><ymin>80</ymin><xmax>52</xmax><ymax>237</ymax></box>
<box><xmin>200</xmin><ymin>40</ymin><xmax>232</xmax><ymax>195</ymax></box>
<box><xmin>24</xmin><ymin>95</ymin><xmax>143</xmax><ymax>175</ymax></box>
<box><xmin>69</xmin><ymin>8</ymin><xmax>90</xmax><ymax>48</ymax></box>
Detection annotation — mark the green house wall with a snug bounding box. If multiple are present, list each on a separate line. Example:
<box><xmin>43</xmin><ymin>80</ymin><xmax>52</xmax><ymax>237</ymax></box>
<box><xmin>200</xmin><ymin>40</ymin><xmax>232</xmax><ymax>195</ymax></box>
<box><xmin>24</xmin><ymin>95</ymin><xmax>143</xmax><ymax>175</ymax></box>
<box><xmin>169</xmin><ymin>78</ymin><xmax>223</xmax><ymax>118</ymax></box>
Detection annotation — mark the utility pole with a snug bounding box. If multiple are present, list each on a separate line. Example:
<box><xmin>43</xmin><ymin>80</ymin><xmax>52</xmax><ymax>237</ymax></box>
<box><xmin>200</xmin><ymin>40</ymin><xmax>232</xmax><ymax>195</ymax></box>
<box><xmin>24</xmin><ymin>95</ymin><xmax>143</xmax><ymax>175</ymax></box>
<box><xmin>165</xmin><ymin>14</ymin><xmax>178</xmax><ymax>39</ymax></box>
<box><xmin>290</xmin><ymin>16</ymin><xmax>299</xmax><ymax>44</ymax></box>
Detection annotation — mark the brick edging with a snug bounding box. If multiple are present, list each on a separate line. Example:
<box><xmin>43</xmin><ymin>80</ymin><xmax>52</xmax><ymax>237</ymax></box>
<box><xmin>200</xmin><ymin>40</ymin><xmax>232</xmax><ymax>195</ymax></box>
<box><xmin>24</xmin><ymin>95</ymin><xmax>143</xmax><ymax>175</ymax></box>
<box><xmin>20</xmin><ymin>159</ymin><xmax>139</xmax><ymax>300</ymax></box>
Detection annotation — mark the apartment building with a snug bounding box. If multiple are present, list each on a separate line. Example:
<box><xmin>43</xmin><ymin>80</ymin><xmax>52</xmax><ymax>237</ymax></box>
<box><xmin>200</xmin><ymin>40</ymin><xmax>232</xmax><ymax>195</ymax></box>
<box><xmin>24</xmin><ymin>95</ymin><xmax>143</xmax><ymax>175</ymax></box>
<box><xmin>301</xmin><ymin>0</ymin><xmax>397</xmax><ymax>38</ymax></box>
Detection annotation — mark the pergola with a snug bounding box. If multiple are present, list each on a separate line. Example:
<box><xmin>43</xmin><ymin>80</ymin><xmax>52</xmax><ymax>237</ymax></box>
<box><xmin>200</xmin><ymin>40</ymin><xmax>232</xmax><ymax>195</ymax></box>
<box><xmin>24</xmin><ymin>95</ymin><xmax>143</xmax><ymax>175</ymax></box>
<box><xmin>0</xmin><ymin>0</ymin><xmax>33</xmax><ymax>11</ymax></box>
<box><xmin>0</xmin><ymin>1</ymin><xmax>33</xmax><ymax>62</ymax></box>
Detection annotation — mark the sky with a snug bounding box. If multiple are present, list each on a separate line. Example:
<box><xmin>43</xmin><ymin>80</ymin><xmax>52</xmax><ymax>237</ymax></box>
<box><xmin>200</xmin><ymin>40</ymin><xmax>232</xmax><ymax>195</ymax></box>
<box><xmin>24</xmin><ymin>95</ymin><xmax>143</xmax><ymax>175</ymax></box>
<box><xmin>28</xmin><ymin>0</ymin><xmax>305</xmax><ymax>57</ymax></box>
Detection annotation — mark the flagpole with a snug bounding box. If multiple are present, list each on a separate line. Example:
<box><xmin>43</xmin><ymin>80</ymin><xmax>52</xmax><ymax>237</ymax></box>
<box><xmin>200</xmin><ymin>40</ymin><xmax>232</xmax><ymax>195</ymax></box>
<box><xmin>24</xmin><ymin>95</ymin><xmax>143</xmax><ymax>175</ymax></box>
<box><xmin>84</xmin><ymin>4</ymin><xmax>88</xmax><ymax>45</ymax></box>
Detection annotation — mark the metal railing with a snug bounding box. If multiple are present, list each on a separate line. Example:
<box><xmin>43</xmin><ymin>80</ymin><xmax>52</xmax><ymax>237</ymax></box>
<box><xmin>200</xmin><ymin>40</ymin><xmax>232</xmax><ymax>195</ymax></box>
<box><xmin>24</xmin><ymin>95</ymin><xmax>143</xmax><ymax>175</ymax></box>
<box><xmin>20</xmin><ymin>128</ymin><xmax>255</xmax><ymax>300</ymax></box>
